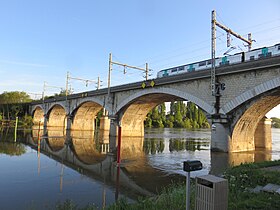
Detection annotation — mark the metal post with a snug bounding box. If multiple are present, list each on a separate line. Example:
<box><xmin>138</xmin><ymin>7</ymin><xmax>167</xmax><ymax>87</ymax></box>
<box><xmin>117</xmin><ymin>122</ymin><xmax>122</xmax><ymax>165</ymax></box>
<box><xmin>66</xmin><ymin>71</ymin><xmax>69</xmax><ymax>97</ymax></box>
<box><xmin>42</xmin><ymin>81</ymin><xmax>46</xmax><ymax>103</ymax></box>
<box><xmin>108</xmin><ymin>53</ymin><xmax>112</xmax><ymax>96</ymax></box>
<box><xmin>211</xmin><ymin>10</ymin><xmax>216</xmax><ymax>96</ymax></box>
<box><xmin>145</xmin><ymin>63</ymin><xmax>148</xmax><ymax>81</ymax></box>
<box><xmin>37</xmin><ymin>121</ymin><xmax>41</xmax><ymax>156</ymax></box>
<box><xmin>186</xmin><ymin>171</ymin><xmax>191</xmax><ymax>210</ymax></box>
<box><xmin>248</xmin><ymin>33</ymin><xmax>252</xmax><ymax>51</ymax></box>
<box><xmin>97</xmin><ymin>76</ymin><xmax>100</xmax><ymax>90</ymax></box>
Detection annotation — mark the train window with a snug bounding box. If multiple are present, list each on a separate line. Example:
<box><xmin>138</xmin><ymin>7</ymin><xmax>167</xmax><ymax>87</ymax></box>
<box><xmin>198</xmin><ymin>61</ymin><xmax>206</xmax><ymax>66</ymax></box>
<box><xmin>207</xmin><ymin>60</ymin><xmax>212</xmax><ymax>65</ymax></box>
<box><xmin>162</xmin><ymin>70</ymin><xmax>169</xmax><ymax>77</ymax></box>
<box><xmin>220</xmin><ymin>57</ymin><xmax>229</xmax><ymax>65</ymax></box>
<box><xmin>250</xmin><ymin>56</ymin><xmax>255</xmax><ymax>61</ymax></box>
<box><xmin>188</xmin><ymin>64</ymin><xmax>195</xmax><ymax>72</ymax></box>
<box><xmin>178</xmin><ymin>66</ymin><xmax>184</xmax><ymax>71</ymax></box>
<box><xmin>278</xmin><ymin>45</ymin><xmax>280</xmax><ymax>50</ymax></box>
<box><xmin>171</xmin><ymin>68</ymin><xmax>177</xmax><ymax>72</ymax></box>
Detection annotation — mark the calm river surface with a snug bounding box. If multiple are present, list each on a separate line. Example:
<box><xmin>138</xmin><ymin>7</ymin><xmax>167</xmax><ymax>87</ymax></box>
<box><xmin>0</xmin><ymin>127</ymin><xmax>279</xmax><ymax>209</ymax></box>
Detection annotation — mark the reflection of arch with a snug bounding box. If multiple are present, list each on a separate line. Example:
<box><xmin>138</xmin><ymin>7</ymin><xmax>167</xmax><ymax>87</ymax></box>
<box><xmin>71</xmin><ymin>130</ymin><xmax>106</xmax><ymax>164</ymax></box>
<box><xmin>71</xmin><ymin>101</ymin><xmax>103</xmax><ymax>131</ymax></box>
<box><xmin>46</xmin><ymin>137</ymin><xmax>66</xmax><ymax>151</ymax></box>
<box><xmin>230</xmin><ymin>90</ymin><xmax>280</xmax><ymax>152</ymax></box>
<box><xmin>31</xmin><ymin>125</ymin><xmax>44</xmax><ymax>145</ymax></box>
<box><xmin>47</xmin><ymin>104</ymin><xmax>67</xmax><ymax>128</ymax></box>
<box><xmin>46</xmin><ymin>128</ymin><xmax>66</xmax><ymax>151</ymax></box>
<box><xmin>32</xmin><ymin>106</ymin><xmax>44</xmax><ymax>125</ymax></box>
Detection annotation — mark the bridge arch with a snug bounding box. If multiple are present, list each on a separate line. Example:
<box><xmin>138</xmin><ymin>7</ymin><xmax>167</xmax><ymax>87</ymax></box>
<box><xmin>222</xmin><ymin>76</ymin><xmax>280</xmax><ymax>114</ymax></box>
<box><xmin>115</xmin><ymin>87</ymin><xmax>212</xmax><ymax>137</ymax></box>
<box><xmin>32</xmin><ymin>105</ymin><xmax>44</xmax><ymax>125</ymax></box>
<box><xmin>115</xmin><ymin>87</ymin><xmax>212</xmax><ymax>114</ymax></box>
<box><xmin>229</xmin><ymin>87</ymin><xmax>280</xmax><ymax>152</ymax></box>
<box><xmin>71</xmin><ymin>101</ymin><xmax>104</xmax><ymax>131</ymax></box>
<box><xmin>69</xmin><ymin>97</ymin><xmax>112</xmax><ymax>115</ymax></box>
<box><xmin>47</xmin><ymin>104</ymin><xmax>67</xmax><ymax>129</ymax></box>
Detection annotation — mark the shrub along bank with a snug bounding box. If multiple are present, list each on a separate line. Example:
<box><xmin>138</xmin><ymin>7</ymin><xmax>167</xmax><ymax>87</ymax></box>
<box><xmin>55</xmin><ymin>160</ymin><xmax>280</xmax><ymax>210</ymax></box>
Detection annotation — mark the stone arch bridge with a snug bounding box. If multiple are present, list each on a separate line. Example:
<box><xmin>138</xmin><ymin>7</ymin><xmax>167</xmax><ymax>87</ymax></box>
<box><xmin>31</xmin><ymin>56</ymin><xmax>280</xmax><ymax>152</ymax></box>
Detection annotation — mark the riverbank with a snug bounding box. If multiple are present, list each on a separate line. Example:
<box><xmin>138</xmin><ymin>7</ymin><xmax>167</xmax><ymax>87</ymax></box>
<box><xmin>56</xmin><ymin>160</ymin><xmax>280</xmax><ymax>210</ymax></box>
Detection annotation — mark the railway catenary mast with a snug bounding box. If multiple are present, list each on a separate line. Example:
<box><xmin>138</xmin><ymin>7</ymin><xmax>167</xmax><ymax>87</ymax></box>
<box><xmin>211</xmin><ymin>10</ymin><xmax>253</xmax><ymax>114</ymax></box>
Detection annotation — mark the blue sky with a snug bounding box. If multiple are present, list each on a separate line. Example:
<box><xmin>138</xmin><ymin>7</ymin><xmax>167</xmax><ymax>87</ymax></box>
<box><xmin>0</xmin><ymin>0</ymin><xmax>279</xmax><ymax>116</ymax></box>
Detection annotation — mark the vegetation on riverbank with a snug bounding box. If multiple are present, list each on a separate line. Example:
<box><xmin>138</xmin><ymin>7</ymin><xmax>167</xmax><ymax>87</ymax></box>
<box><xmin>55</xmin><ymin>160</ymin><xmax>280</xmax><ymax>210</ymax></box>
<box><xmin>272</xmin><ymin>117</ymin><xmax>280</xmax><ymax>128</ymax></box>
<box><xmin>144</xmin><ymin>102</ymin><xmax>210</xmax><ymax>129</ymax></box>
<box><xmin>0</xmin><ymin>91</ymin><xmax>32</xmax><ymax>127</ymax></box>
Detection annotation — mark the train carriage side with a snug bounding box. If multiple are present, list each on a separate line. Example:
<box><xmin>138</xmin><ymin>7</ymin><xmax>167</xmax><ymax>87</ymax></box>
<box><xmin>245</xmin><ymin>43</ymin><xmax>280</xmax><ymax>61</ymax></box>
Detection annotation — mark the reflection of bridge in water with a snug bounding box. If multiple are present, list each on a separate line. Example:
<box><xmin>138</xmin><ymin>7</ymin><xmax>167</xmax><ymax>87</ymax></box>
<box><xmin>27</xmin><ymin>127</ymin><xmax>185</xmax><ymax>199</ymax></box>
<box><xmin>27</xmin><ymin>126</ymin><xmax>274</xmax><ymax>191</ymax></box>
<box><xmin>0</xmin><ymin>126</ymin><xmax>274</xmax><ymax>203</ymax></box>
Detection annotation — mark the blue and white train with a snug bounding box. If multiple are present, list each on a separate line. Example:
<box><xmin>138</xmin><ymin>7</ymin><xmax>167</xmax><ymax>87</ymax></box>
<box><xmin>157</xmin><ymin>43</ymin><xmax>280</xmax><ymax>78</ymax></box>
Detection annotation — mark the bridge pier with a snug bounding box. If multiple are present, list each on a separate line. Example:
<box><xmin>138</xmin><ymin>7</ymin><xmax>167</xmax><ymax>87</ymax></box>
<box><xmin>254</xmin><ymin>117</ymin><xmax>272</xmax><ymax>150</ymax></box>
<box><xmin>99</xmin><ymin>116</ymin><xmax>110</xmax><ymax>145</ymax></box>
<box><xmin>211</xmin><ymin>117</ymin><xmax>231</xmax><ymax>152</ymax></box>
<box><xmin>211</xmin><ymin>116</ymin><xmax>273</xmax><ymax>152</ymax></box>
<box><xmin>43</xmin><ymin>114</ymin><xmax>48</xmax><ymax>135</ymax></box>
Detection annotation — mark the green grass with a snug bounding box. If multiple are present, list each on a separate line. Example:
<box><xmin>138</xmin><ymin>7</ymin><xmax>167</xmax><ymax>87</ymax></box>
<box><xmin>55</xmin><ymin>160</ymin><xmax>280</xmax><ymax>210</ymax></box>
<box><xmin>224</xmin><ymin>160</ymin><xmax>280</xmax><ymax>210</ymax></box>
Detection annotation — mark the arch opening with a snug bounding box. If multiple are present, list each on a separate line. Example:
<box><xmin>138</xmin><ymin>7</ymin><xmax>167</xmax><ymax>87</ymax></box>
<box><xmin>47</xmin><ymin>105</ymin><xmax>67</xmax><ymax>129</ymax></box>
<box><xmin>231</xmin><ymin>92</ymin><xmax>280</xmax><ymax>152</ymax></box>
<box><xmin>71</xmin><ymin>102</ymin><xmax>103</xmax><ymax>131</ymax></box>
<box><xmin>118</xmin><ymin>93</ymin><xmax>183</xmax><ymax>137</ymax></box>
<box><xmin>33</xmin><ymin>107</ymin><xmax>44</xmax><ymax>125</ymax></box>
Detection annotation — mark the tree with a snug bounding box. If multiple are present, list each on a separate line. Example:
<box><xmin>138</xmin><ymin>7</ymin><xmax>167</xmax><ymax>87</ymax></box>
<box><xmin>272</xmin><ymin>117</ymin><xmax>280</xmax><ymax>128</ymax></box>
<box><xmin>0</xmin><ymin>91</ymin><xmax>31</xmax><ymax>104</ymax></box>
<box><xmin>145</xmin><ymin>101</ymin><xmax>210</xmax><ymax>129</ymax></box>
<box><xmin>0</xmin><ymin>91</ymin><xmax>32</xmax><ymax>121</ymax></box>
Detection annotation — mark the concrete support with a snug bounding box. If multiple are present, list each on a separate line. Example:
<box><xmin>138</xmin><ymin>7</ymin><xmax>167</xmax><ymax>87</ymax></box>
<box><xmin>43</xmin><ymin>114</ymin><xmax>48</xmax><ymax>135</ymax></box>
<box><xmin>66</xmin><ymin>114</ymin><xmax>72</xmax><ymax>137</ymax></box>
<box><xmin>99</xmin><ymin>116</ymin><xmax>110</xmax><ymax>142</ymax></box>
<box><xmin>211</xmin><ymin>118</ymin><xmax>231</xmax><ymax>152</ymax></box>
<box><xmin>254</xmin><ymin>117</ymin><xmax>272</xmax><ymax>150</ymax></box>
<box><xmin>66</xmin><ymin>114</ymin><xmax>72</xmax><ymax>130</ymax></box>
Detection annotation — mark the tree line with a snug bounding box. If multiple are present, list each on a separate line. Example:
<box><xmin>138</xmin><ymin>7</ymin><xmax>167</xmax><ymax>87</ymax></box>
<box><xmin>0</xmin><ymin>91</ymin><xmax>32</xmax><ymax>126</ymax></box>
<box><xmin>144</xmin><ymin>101</ymin><xmax>210</xmax><ymax>129</ymax></box>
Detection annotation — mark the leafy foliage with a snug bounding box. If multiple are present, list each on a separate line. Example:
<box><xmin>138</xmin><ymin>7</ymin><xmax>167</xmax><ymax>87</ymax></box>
<box><xmin>0</xmin><ymin>91</ymin><xmax>32</xmax><ymax>125</ymax></box>
<box><xmin>271</xmin><ymin>117</ymin><xmax>280</xmax><ymax>128</ymax></box>
<box><xmin>145</xmin><ymin>102</ymin><xmax>210</xmax><ymax>129</ymax></box>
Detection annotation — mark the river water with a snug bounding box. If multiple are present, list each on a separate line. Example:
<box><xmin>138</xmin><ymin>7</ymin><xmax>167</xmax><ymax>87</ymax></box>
<box><xmin>0</xmin><ymin>127</ymin><xmax>279</xmax><ymax>209</ymax></box>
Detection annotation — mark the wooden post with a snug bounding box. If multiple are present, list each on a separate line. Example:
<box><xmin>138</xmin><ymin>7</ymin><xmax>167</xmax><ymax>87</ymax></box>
<box><xmin>14</xmin><ymin>117</ymin><xmax>18</xmax><ymax>142</ymax></box>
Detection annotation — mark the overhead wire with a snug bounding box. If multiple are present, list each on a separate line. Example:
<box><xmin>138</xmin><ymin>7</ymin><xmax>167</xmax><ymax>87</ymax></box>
<box><xmin>109</xmin><ymin>16</ymin><xmax>280</xmax><ymax>83</ymax></box>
